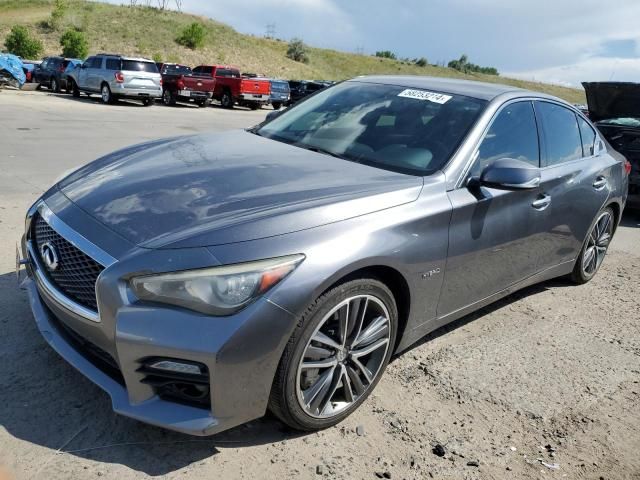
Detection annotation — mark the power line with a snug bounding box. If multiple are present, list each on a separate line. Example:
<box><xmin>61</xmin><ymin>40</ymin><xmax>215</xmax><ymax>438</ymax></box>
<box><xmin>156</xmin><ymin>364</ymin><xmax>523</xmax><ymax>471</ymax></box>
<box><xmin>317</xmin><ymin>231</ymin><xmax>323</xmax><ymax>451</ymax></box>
<box><xmin>265</xmin><ymin>23</ymin><xmax>276</xmax><ymax>38</ymax></box>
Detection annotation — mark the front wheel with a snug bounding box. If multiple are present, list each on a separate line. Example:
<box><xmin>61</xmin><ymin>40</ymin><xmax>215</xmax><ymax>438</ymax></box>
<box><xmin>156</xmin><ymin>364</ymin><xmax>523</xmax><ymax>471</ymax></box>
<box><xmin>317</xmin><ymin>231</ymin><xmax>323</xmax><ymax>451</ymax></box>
<box><xmin>51</xmin><ymin>77</ymin><xmax>59</xmax><ymax>92</ymax></box>
<box><xmin>163</xmin><ymin>89</ymin><xmax>176</xmax><ymax>106</ymax></box>
<box><xmin>71</xmin><ymin>80</ymin><xmax>80</xmax><ymax>97</ymax></box>
<box><xmin>269</xmin><ymin>279</ymin><xmax>397</xmax><ymax>431</ymax></box>
<box><xmin>272</xmin><ymin>102</ymin><xmax>282</xmax><ymax>110</ymax></box>
<box><xmin>571</xmin><ymin>207</ymin><xmax>614</xmax><ymax>284</ymax></box>
<box><xmin>197</xmin><ymin>99</ymin><xmax>212</xmax><ymax>108</ymax></box>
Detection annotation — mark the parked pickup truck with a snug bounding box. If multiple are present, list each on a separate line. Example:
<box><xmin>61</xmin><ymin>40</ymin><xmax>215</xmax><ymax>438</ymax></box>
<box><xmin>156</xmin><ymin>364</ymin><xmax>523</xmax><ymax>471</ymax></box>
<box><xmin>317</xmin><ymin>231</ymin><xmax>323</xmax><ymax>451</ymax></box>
<box><xmin>192</xmin><ymin>65</ymin><xmax>271</xmax><ymax>109</ymax></box>
<box><xmin>157</xmin><ymin>63</ymin><xmax>215</xmax><ymax>107</ymax></box>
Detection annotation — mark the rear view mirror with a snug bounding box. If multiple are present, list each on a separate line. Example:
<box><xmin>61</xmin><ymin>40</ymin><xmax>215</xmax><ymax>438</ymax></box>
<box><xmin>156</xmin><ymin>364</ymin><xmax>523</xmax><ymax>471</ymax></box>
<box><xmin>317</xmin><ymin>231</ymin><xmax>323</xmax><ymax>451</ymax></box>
<box><xmin>478</xmin><ymin>158</ymin><xmax>541</xmax><ymax>190</ymax></box>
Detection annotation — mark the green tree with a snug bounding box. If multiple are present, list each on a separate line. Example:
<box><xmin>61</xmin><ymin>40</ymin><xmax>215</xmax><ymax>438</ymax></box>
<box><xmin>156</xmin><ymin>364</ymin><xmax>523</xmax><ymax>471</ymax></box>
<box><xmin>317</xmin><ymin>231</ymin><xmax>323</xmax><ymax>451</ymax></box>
<box><xmin>50</xmin><ymin>0</ymin><xmax>68</xmax><ymax>30</ymax></box>
<box><xmin>4</xmin><ymin>25</ymin><xmax>43</xmax><ymax>59</ymax></box>
<box><xmin>415</xmin><ymin>57</ymin><xmax>428</xmax><ymax>67</ymax></box>
<box><xmin>286</xmin><ymin>38</ymin><xmax>309</xmax><ymax>63</ymax></box>
<box><xmin>60</xmin><ymin>29</ymin><xmax>89</xmax><ymax>59</ymax></box>
<box><xmin>175</xmin><ymin>22</ymin><xmax>206</xmax><ymax>49</ymax></box>
<box><xmin>374</xmin><ymin>50</ymin><xmax>396</xmax><ymax>59</ymax></box>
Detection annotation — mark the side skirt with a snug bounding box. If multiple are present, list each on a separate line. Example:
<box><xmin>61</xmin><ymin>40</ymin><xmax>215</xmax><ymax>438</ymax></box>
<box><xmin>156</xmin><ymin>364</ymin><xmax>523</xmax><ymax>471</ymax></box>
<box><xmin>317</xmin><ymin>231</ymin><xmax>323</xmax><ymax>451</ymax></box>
<box><xmin>395</xmin><ymin>259</ymin><xmax>575</xmax><ymax>353</ymax></box>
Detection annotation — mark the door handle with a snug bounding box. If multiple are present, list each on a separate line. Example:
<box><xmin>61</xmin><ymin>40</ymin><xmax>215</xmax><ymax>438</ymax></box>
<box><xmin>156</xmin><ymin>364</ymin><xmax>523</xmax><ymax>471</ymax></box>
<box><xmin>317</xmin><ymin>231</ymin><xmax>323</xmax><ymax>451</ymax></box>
<box><xmin>532</xmin><ymin>194</ymin><xmax>551</xmax><ymax>210</ymax></box>
<box><xmin>592</xmin><ymin>176</ymin><xmax>607</xmax><ymax>191</ymax></box>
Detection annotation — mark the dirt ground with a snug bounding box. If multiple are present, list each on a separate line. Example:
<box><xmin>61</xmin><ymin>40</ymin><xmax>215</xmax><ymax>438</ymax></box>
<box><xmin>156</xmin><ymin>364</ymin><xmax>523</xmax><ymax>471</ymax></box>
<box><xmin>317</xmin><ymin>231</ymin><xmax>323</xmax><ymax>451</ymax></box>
<box><xmin>0</xmin><ymin>90</ymin><xmax>639</xmax><ymax>480</ymax></box>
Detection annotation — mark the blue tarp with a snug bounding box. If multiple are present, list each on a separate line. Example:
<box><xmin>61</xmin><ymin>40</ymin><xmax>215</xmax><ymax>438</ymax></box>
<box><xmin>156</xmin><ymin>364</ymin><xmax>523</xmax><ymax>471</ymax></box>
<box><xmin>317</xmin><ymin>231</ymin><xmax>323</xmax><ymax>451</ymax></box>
<box><xmin>0</xmin><ymin>53</ymin><xmax>26</xmax><ymax>87</ymax></box>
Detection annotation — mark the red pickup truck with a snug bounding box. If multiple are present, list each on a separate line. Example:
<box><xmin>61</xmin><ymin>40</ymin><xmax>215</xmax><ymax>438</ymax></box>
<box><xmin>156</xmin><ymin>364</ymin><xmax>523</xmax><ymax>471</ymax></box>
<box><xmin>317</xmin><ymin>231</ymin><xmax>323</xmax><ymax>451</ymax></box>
<box><xmin>157</xmin><ymin>63</ymin><xmax>216</xmax><ymax>107</ymax></box>
<box><xmin>192</xmin><ymin>65</ymin><xmax>271</xmax><ymax>109</ymax></box>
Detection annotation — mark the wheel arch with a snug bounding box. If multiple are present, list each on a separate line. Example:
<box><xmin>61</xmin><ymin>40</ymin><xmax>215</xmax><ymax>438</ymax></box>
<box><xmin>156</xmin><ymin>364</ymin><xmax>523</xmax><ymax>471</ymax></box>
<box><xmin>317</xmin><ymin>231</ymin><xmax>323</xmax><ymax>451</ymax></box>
<box><xmin>317</xmin><ymin>264</ymin><xmax>412</xmax><ymax>352</ymax></box>
<box><xmin>606</xmin><ymin>200</ymin><xmax>622</xmax><ymax>233</ymax></box>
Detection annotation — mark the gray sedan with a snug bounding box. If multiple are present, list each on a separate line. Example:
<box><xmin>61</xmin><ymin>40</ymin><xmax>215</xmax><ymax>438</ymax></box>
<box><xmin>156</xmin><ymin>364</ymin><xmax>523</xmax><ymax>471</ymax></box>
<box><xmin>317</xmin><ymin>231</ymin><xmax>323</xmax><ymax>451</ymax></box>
<box><xmin>18</xmin><ymin>76</ymin><xmax>629</xmax><ymax>435</ymax></box>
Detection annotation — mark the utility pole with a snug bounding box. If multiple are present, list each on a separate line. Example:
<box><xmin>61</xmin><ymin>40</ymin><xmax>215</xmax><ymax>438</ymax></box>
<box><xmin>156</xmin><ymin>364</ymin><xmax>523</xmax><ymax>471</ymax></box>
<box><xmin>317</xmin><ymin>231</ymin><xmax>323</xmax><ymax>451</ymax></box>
<box><xmin>265</xmin><ymin>23</ymin><xmax>276</xmax><ymax>39</ymax></box>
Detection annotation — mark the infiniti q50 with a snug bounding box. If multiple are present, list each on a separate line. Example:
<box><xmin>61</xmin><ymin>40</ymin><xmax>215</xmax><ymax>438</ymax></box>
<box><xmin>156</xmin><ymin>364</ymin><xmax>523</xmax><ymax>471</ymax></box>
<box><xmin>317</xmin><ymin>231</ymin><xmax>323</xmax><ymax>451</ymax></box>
<box><xmin>18</xmin><ymin>76</ymin><xmax>629</xmax><ymax>435</ymax></box>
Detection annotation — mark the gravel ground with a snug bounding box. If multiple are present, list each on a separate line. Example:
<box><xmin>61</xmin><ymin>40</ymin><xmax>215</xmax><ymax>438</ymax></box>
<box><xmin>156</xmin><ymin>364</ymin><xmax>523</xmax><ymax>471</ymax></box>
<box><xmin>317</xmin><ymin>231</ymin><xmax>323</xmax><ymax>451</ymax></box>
<box><xmin>0</xmin><ymin>90</ymin><xmax>639</xmax><ymax>480</ymax></box>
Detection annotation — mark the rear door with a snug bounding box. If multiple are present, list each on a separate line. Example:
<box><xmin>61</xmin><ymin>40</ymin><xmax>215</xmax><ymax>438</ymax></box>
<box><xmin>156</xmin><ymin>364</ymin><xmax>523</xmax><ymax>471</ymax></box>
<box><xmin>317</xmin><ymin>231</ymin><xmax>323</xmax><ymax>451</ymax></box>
<box><xmin>87</xmin><ymin>56</ymin><xmax>103</xmax><ymax>90</ymax></box>
<box><xmin>533</xmin><ymin>101</ymin><xmax>615</xmax><ymax>270</ymax></box>
<box><xmin>438</xmin><ymin>101</ymin><xmax>544</xmax><ymax>316</ymax></box>
<box><xmin>77</xmin><ymin>56</ymin><xmax>93</xmax><ymax>89</ymax></box>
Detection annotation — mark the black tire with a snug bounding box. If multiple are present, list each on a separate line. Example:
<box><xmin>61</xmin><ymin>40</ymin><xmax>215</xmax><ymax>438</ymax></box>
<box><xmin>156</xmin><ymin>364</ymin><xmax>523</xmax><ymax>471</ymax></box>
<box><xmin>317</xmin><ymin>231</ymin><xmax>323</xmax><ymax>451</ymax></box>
<box><xmin>162</xmin><ymin>89</ymin><xmax>176</xmax><ymax>106</ymax></box>
<box><xmin>269</xmin><ymin>278</ymin><xmax>398</xmax><ymax>431</ymax></box>
<box><xmin>71</xmin><ymin>80</ymin><xmax>80</xmax><ymax>98</ymax></box>
<box><xmin>51</xmin><ymin>77</ymin><xmax>59</xmax><ymax>93</ymax></box>
<box><xmin>570</xmin><ymin>206</ymin><xmax>614</xmax><ymax>284</ymax></box>
<box><xmin>272</xmin><ymin>102</ymin><xmax>282</xmax><ymax>110</ymax></box>
<box><xmin>221</xmin><ymin>90</ymin><xmax>233</xmax><ymax>109</ymax></box>
<box><xmin>142</xmin><ymin>98</ymin><xmax>154</xmax><ymax>107</ymax></box>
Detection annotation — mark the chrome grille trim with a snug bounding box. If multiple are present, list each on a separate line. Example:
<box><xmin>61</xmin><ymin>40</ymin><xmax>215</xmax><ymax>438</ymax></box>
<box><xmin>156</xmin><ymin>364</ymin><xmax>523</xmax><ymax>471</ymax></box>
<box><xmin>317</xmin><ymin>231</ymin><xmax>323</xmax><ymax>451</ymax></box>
<box><xmin>27</xmin><ymin>201</ymin><xmax>118</xmax><ymax>323</ymax></box>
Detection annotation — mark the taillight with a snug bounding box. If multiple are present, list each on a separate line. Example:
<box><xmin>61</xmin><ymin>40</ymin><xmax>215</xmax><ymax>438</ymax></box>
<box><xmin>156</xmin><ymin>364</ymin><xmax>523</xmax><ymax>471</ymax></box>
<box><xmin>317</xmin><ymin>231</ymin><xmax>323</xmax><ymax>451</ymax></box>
<box><xmin>114</xmin><ymin>71</ymin><xmax>125</xmax><ymax>83</ymax></box>
<box><xmin>624</xmin><ymin>159</ymin><xmax>632</xmax><ymax>176</ymax></box>
<box><xmin>159</xmin><ymin>78</ymin><xmax>163</xmax><ymax>86</ymax></box>
<box><xmin>177</xmin><ymin>79</ymin><xmax>185</xmax><ymax>90</ymax></box>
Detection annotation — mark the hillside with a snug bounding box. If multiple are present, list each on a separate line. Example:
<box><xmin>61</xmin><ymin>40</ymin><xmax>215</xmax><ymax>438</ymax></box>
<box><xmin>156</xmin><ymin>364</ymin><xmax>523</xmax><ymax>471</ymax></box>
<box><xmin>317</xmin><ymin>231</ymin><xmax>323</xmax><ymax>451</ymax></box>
<box><xmin>0</xmin><ymin>0</ymin><xmax>586</xmax><ymax>104</ymax></box>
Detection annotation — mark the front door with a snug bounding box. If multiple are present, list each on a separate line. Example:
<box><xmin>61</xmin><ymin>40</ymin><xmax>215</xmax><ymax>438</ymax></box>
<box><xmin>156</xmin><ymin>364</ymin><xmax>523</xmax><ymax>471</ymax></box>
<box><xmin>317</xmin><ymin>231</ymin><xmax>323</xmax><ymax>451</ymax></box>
<box><xmin>438</xmin><ymin>101</ymin><xmax>544</xmax><ymax>316</ymax></box>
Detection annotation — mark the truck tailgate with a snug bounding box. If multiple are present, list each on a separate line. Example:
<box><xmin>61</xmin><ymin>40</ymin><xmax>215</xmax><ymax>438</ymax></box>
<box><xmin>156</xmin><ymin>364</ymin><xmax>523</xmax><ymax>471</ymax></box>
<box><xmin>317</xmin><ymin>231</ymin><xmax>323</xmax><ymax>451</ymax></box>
<box><xmin>240</xmin><ymin>78</ymin><xmax>271</xmax><ymax>95</ymax></box>
<box><xmin>182</xmin><ymin>75</ymin><xmax>216</xmax><ymax>92</ymax></box>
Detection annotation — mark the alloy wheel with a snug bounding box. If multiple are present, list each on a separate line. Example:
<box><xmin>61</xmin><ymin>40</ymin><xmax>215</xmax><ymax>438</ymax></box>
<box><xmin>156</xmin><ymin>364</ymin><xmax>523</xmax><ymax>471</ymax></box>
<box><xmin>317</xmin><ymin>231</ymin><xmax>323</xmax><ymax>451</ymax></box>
<box><xmin>101</xmin><ymin>85</ymin><xmax>110</xmax><ymax>104</ymax></box>
<box><xmin>582</xmin><ymin>210</ymin><xmax>613</xmax><ymax>275</ymax></box>
<box><xmin>296</xmin><ymin>294</ymin><xmax>391</xmax><ymax>418</ymax></box>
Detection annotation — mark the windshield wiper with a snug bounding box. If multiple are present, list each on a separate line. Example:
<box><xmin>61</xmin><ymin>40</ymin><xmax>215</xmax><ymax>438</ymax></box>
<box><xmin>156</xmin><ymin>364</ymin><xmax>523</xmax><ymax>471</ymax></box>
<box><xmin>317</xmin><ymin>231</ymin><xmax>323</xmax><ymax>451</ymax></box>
<box><xmin>295</xmin><ymin>144</ymin><xmax>346</xmax><ymax>160</ymax></box>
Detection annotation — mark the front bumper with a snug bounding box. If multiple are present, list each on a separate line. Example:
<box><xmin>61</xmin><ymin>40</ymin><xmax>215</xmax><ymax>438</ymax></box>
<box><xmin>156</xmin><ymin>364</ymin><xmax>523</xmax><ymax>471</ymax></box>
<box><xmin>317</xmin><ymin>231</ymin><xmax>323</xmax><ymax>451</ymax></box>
<box><xmin>20</xmin><ymin>200</ymin><xmax>297</xmax><ymax>436</ymax></box>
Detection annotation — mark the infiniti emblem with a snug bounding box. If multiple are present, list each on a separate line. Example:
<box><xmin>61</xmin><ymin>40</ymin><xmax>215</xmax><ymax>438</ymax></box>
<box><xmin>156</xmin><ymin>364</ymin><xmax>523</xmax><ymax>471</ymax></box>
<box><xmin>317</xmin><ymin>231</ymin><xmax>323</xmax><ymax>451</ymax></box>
<box><xmin>39</xmin><ymin>242</ymin><xmax>60</xmax><ymax>271</ymax></box>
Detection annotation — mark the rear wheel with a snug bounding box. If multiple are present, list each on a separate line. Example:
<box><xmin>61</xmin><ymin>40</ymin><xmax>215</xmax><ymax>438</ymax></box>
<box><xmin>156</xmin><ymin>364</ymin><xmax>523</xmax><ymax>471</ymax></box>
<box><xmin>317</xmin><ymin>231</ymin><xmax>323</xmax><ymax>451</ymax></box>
<box><xmin>71</xmin><ymin>80</ymin><xmax>80</xmax><ymax>98</ymax></box>
<box><xmin>571</xmin><ymin>207</ymin><xmax>614</xmax><ymax>284</ymax></box>
<box><xmin>51</xmin><ymin>77</ymin><xmax>59</xmax><ymax>93</ymax></box>
<box><xmin>221</xmin><ymin>91</ymin><xmax>233</xmax><ymax>109</ymax></box>
<box><xmin>163</xmin><ymin>89</ymin><xmax>176</xmax><ymax>106</ymax></box>
<box><xmin>272</xmin><ymin>102</ymin><xmax>282</xmax><ymax>110</ymax></box>
<box><xmin>269</xmin><ymin>279</ymin><xmax>397</xmax><ymax>431</ymax></box>
<box><xmin>101</xmin><ymin>83</ymin><xmax>113</xmax><ymax>104</ymax></box>
<box><xmin>142</xmin><ymin>98</ymin><xmax>154</xmax><ymax>107</ymax></box>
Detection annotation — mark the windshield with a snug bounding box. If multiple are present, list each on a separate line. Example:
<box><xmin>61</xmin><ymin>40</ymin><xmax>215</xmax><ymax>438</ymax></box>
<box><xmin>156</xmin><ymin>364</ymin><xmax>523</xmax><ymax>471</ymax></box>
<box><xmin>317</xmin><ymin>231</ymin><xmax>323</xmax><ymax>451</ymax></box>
<box><xmin>257</xmin><ymin>81</ymin><xmax>486</xmax><ymax>175</ymax></box>
<box><xmin>162</xmin><ymin>64</ymin><xmax>192</xmax><ymax>75</ymax></box>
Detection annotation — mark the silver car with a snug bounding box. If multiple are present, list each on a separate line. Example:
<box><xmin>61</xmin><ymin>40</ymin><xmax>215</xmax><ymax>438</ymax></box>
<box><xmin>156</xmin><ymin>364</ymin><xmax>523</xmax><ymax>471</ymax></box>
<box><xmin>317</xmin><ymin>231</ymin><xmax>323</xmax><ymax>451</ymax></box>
<box><xmin>68</xmin><ymin>54</ymin><xmax>161</xmax><ymax>106</ymax></box>
<box><xmin>18</xmin><ymin>77</ymin><xmax>629</xmax><ymax>436</ymax></box>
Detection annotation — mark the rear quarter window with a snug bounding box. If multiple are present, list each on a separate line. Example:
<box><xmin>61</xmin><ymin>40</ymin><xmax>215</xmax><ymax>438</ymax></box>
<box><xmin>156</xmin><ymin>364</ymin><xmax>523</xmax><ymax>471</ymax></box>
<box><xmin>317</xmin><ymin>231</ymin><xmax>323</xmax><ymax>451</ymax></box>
<box><xmin>105</xmin><ymin>58</ymin><xmax>120</xmax><ymax>70</ymax></box>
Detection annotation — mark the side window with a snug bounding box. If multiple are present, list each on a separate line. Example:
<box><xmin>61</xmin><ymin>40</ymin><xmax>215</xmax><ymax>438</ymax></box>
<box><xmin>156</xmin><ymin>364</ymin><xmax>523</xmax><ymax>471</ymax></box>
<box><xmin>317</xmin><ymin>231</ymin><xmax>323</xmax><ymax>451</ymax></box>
<box><xmin>83</xmin><ymin>57</ymin><xmax>94</xmax><ymax>68</ymax></box>
<box><xmin>105</xmin><ymin>58</ymin><xmax>120</xmax><ymax>70</ymax></box>
<box><xmin>469</xmin><ymin>101</ymin><xmax>539</xmax><ymax>177</ymax></box>
<box><xmin>577</xmin><ymin>116</ymin><xmax>596</xmax><ymax>157</ymax></box>
<box><xmin>90</xmin><ymin>57</ymin><xmax>103</xmax><ymax>69</ymax></box>
<box><xmin>536</xmin><ymin>102</ymin><xmax>583</xmax><ymax>166</ymax></box>
<box><xmin>41</xmin><ymin>58</ymin><xmax>50</xmax><ymax>69</ymax></box>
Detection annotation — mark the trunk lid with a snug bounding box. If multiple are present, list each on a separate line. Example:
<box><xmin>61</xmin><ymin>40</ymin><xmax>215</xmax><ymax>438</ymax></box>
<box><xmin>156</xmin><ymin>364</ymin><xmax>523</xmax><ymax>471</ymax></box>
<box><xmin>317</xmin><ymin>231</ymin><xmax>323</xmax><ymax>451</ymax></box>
<box><xmin>240</xmin><ymin>78</ymin><xmax>271</xmax><ymax>96</ymax></box>
<box><xmin>582</xmin><ymin>82</ymin><xmax>640</xmax><ymax>122</ymax></box>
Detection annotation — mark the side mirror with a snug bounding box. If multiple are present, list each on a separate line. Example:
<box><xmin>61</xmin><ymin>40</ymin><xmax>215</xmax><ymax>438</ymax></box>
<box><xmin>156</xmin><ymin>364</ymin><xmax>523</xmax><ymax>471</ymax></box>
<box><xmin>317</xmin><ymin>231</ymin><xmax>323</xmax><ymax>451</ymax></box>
<box><xmin>477</xmin><ymin>158</ymin><xmax>541</xmax><ymax>190</ymax></box>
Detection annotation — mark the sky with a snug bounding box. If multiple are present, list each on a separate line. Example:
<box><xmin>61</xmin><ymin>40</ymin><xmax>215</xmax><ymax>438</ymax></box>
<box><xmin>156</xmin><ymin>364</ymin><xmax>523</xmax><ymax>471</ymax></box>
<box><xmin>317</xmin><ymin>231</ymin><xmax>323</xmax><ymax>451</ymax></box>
<box><xmin>105</xmin><ymin>0</ymin><xmax>640</xmax><ymax>87</ymax></box>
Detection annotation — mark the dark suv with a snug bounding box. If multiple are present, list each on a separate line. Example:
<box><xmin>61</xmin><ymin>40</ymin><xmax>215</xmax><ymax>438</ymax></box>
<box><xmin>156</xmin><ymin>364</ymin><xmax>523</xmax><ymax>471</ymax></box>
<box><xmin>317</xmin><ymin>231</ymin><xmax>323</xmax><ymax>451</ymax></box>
<box><xmin>288</xmin><ymin>80</ymin><xmax>327</xmax><ymax>104</ymax></box>
<box><xmin>33</xmin><ymin>56</ymin><xmax>82</xmax><ymax>93</ymax></box>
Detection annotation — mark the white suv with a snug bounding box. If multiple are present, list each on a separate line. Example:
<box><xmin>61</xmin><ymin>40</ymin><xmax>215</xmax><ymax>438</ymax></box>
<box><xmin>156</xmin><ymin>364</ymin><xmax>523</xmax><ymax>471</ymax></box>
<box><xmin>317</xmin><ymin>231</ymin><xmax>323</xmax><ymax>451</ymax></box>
<box><xmin>68</xmin><ymin>54</ymin><xmax>162</xmax><ymax>106</ymax></box>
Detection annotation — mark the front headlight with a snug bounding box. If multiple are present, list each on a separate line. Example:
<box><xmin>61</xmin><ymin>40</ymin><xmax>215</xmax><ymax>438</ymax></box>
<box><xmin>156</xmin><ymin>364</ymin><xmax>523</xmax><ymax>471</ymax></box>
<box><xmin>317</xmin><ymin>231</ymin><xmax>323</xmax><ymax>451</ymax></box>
<box><xmin>130</xmin><ymin>254</ymin><xmax>305</xmax><ymax>316</ymax></box>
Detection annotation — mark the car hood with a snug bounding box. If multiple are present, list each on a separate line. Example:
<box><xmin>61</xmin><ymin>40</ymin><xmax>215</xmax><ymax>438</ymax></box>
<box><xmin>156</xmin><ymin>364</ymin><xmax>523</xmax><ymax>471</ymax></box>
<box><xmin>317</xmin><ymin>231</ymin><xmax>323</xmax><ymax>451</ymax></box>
<box><xmin>582</xmin><ymin>82</ymin><xmax>640</xmax><ymax>123</ymax></box>
<box><xmin>58</xmin><ymin>131</ymin><xmax>423</xmax><ymax>249</ymax></box>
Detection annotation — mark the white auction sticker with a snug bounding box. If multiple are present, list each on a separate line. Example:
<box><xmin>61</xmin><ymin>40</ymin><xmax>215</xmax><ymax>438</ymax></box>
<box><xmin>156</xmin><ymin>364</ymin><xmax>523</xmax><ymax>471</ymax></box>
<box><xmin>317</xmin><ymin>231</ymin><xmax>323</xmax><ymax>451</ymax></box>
<box><xmin>397</xmin><ymin>89</ymin><xmax>452</xmax><ymax>104</ymax></box>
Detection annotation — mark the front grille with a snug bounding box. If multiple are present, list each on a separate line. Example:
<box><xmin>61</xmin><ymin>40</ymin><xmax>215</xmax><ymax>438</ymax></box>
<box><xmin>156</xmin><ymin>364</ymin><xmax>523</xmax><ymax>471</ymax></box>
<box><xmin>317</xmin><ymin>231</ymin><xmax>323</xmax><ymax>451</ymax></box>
<box><xmin>31</xmin><ymin>213</ymin><xmax>104</xmax><ymax>311</ymax></box>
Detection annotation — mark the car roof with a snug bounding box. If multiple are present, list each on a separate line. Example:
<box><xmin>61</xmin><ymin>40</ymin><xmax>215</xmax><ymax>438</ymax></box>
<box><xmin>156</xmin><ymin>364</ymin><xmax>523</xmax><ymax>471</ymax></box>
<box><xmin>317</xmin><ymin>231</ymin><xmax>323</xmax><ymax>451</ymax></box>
<box><xmin>350</xmin><ymin>75</ymin><xmax>548</xmax><ymax>101</ymax></box>
<box><xmin>95</xmin><ymin>53</ymin><xmax>154</xmax><ymax>62</ymax></box>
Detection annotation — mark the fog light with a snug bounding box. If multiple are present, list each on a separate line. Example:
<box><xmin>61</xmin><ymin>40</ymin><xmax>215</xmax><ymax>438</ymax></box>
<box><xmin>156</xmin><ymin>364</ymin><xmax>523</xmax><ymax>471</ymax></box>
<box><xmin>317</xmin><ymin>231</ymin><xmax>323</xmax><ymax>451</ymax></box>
<box><xmin>148</xmin><ymin>360</ymin><xmax>202</xmax><ymax>375</ymax></box>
